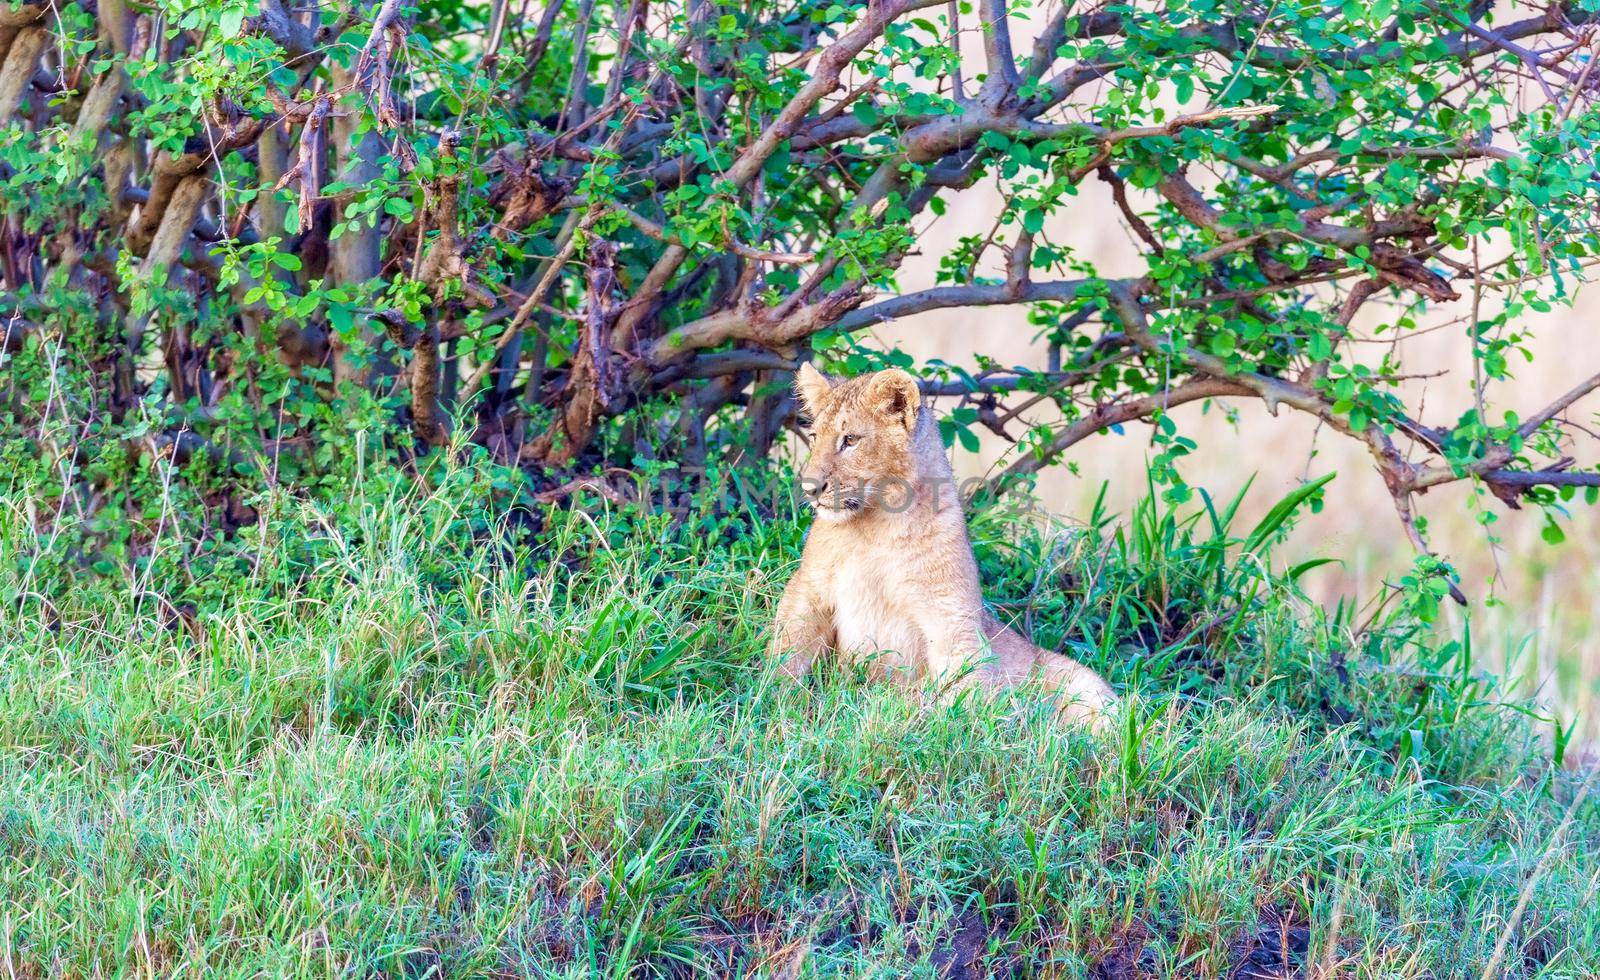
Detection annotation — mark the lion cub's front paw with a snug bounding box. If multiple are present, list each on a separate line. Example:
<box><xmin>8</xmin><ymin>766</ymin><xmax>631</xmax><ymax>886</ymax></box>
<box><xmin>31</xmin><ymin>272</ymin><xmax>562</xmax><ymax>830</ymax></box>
<box><xmin>1052</xmin><ymin>688</ymin><xmax>1117</xmax><ymax>734</ymax></box>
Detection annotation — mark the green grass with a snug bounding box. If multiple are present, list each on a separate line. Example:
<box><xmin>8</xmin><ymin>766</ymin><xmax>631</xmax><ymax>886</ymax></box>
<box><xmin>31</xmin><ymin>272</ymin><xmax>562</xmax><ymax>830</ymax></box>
<box><xmin>0</xmin><ymin>463</ymin><xmax>1596</xmax><ymax>977</ymax></box>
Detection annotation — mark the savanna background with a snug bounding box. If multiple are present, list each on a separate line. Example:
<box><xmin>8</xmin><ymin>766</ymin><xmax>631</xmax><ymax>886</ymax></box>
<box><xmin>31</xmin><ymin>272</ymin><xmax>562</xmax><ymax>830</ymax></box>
<box><xmin>892</xmin><ymin>186</ymin><xmax>1600</xmax><ymax>751</ymax></box>
<box><xmin>843</xmin><ymin>3</ymin><xmax>1600</xmax><ymax>754</ymax></box>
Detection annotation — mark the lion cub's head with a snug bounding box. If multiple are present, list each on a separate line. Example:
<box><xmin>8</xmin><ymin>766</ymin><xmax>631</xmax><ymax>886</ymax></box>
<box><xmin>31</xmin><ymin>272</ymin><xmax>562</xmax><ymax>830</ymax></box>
<box><xmin>794</xmin><ymin>364</ymin><xmax>921</xmax><ymax>522</ymax></box>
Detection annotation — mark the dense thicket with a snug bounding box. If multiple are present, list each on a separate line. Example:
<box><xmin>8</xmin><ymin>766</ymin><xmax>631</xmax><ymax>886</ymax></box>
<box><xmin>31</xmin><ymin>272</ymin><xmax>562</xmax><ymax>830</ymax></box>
<box><xmin>3</xmin><ymin>0</ymin><xmax>1599</xmax><ymax>574</ymax></box>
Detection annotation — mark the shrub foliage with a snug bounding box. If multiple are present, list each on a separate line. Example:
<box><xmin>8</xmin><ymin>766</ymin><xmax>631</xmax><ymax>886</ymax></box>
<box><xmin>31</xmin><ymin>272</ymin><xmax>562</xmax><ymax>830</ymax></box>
<box><xmin>3</xmin><ymin>0</ymin><xmax>1600</xmax><ymax>562</ymax></box>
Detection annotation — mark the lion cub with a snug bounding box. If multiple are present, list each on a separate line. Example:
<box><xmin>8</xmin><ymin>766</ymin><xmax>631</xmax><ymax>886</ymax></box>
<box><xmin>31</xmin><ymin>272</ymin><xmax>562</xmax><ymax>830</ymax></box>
<box><xmin>768</xmin><ymin>364</ymin><xmax>1115</xmax><ymax>726</ymax></box>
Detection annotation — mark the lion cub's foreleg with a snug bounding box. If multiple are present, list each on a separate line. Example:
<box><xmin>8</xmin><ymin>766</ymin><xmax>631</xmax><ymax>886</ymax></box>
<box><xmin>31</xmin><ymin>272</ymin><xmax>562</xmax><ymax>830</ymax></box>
<box><xmin>917</xmin><ymin>601</ymin><xmax>994</xmax><ymax>691</ymax></box>
<box><xmin>1028</xmin><ymin>648</ymin><xmax>1116</xmax><ymax>727</ymax></box>
<box><xmin>768</xmin><ymin>567</ymin><xmax>833</xmax><ymax>679</ymax></box>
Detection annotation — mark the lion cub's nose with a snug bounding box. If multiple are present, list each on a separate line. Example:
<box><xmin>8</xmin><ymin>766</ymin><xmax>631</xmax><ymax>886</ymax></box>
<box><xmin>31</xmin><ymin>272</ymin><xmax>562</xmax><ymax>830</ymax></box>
<box><xmin>802</xmin><ymin>476</ymin><xmax>830</xmax><ymax>502</ymax></box>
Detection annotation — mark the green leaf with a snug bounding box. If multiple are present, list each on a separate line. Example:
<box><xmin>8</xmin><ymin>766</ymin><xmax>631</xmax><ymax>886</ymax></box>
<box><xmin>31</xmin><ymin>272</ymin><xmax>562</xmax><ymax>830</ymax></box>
<box><xmin>328</xmin><ymin>303</ymin><xmax>354</xmax><ymax>338</ymax></box>
<box><xmin>1245</xmin><ymin>473</ymin><xmax>1336</xmax><ymax>554</ymax></box>
<box><xmin>218</xmin><ymin>6</ymin><xmax>246</xmax><ymax>38</ymax></box>
<box><xmin>1541</xmin><ymin>518</ymin><xmax>1565</xmax><ymax>545</ymax></box>
<box><xmin>1288</xmin><ymin>557</ymin><xmax>1339</xmax><ymax>582</ymax></box>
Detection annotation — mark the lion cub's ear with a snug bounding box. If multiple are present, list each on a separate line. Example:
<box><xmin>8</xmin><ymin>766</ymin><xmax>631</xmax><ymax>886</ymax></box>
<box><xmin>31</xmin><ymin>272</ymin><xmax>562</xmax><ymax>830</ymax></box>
<box><xmin>795</xmin><ymin>362</ymin><xmax>834</xmax><ymax>412</ymax></box>
<box><xmin>867</xmin><ymin>369</ymin><xmax>920</xmax><ymax>432</ymax></box>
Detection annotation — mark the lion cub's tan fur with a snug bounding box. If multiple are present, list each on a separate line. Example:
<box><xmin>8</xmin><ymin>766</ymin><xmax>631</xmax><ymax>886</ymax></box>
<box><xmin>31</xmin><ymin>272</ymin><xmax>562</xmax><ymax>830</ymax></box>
<box><xmin>769</xmin><ymin>364</ymin><xmax>1114</xmax><ymax>726</ymax></box>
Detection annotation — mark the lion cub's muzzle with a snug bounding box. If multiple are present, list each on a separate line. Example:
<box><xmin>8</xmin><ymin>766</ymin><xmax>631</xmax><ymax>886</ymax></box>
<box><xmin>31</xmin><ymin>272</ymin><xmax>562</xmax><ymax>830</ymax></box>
<box><xmin>801</xmin><ymin>477</ymin><xmax>867</xmax><ymax>517</ymax></box>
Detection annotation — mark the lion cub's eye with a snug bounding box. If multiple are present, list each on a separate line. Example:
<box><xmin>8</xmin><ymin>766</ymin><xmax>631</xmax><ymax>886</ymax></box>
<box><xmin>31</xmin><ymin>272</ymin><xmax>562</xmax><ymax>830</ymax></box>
<box><xmin>840</xmin><ymin>433</ymin><xmax>860</xmax><ymax>450</ymax></box>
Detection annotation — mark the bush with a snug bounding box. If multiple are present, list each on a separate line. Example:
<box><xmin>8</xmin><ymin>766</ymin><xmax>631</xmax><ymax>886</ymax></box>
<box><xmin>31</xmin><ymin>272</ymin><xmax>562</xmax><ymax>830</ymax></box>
<box><xmin>4</xmin><ymin>0</ymin><xmax>1599</xmax><ymax>578</ymax></box>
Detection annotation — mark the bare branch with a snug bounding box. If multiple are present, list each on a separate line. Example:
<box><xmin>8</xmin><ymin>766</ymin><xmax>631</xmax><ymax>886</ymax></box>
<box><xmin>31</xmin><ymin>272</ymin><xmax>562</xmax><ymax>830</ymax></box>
<box><xmin>996</xmin><ymin>378</ymin><xmax>1252</xmax><ymax>482</ymax></box>
<box><xmin>1517</xmin><ymin>372</ymin><xmax>1600</xmax><ymax>439</ymax></box>
<box><xmin>976</xmin><ymin>0</ymin><xmax>1018</xmax><ymax>106</ymax></box>
<box><xmin>618</xmin><ymin>205</ymin><xmax>816</xmax><ymax>266</ymax></box>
